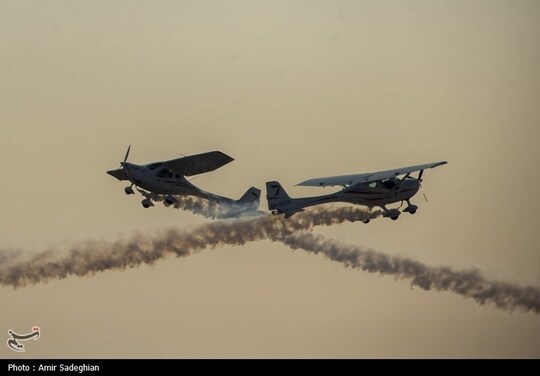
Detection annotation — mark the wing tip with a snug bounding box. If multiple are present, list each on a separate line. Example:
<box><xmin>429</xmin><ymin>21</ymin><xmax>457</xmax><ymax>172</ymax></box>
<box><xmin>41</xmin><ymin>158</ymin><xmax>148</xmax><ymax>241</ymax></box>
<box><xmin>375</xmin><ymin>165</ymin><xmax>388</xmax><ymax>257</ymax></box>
<box><xmin>213</xmin><ymin>150</ymin><xmax>234</xmax><ymax>163</ymax></box>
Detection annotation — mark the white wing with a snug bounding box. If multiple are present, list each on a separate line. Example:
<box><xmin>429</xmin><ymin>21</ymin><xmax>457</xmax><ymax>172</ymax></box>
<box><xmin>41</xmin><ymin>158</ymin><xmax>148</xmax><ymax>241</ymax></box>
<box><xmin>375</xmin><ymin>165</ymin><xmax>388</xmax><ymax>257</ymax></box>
<box><xmin>296</xmin><ymin>161</ymin><xmax>447</xmax><ymax>187</ymax></box>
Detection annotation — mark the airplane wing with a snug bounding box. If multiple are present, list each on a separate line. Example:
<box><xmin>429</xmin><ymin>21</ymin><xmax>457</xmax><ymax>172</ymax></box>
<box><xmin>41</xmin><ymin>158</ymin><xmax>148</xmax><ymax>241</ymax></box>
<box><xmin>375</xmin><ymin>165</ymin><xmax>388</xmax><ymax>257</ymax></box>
<box><xmin>163</xmin><ymin>151</ymin><xmax>234</xmax><ymax>177</ymax></box>
<box><xmin>296</xmin><ymin>161</ymin><xmax>447</xmax><ymax>187</ymax></box>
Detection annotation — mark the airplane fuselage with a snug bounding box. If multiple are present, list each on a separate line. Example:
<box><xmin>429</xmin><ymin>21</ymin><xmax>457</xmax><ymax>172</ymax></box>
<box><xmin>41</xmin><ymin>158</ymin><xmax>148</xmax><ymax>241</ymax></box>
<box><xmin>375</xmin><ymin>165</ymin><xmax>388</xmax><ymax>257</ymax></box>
<box><xmin>270</xmin><ymin>179</ymin><xmax>420</xmax><ymax>214</ymax></box>
<box><xmin>107</xmin><ymin>147</ymin><xmax>261</xmax><ymax>214</ymax></box>
<box><xmin>123</xmin><ymin>162</ymin><xmax>234</xmax><ymax>203</ymax></box>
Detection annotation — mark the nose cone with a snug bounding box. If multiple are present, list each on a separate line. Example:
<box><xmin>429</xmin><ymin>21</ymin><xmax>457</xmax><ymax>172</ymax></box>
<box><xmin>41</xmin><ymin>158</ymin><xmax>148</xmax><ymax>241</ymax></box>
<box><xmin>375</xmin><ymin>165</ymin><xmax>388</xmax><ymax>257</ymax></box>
<box><xmin>106</xmin><ymin>168</ymin><xmax>128</xmax><ymax>181</ymax></box>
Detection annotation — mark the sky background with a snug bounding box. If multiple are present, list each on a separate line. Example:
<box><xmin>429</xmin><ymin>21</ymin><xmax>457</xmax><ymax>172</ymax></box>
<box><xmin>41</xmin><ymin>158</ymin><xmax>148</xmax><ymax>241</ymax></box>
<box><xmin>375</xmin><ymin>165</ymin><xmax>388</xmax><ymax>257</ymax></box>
<box><xmin>1</xmin><ymin>0</ymin><xmax>539</xmax><ymax>358</ymax></box>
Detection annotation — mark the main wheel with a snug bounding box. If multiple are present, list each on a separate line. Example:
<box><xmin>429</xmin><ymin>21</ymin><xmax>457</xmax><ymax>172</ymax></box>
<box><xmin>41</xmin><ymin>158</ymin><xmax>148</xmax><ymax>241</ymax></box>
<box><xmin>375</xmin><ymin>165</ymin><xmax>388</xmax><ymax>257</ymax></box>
<box><xmin>409</xmin><ymin>209</ymin><xmax>416</xmax><ymax>214</ymax></box>
<box><xmin>391</xmin><ymin>216</ymin><xmax>399</xmax><ymax>220</ymax></box>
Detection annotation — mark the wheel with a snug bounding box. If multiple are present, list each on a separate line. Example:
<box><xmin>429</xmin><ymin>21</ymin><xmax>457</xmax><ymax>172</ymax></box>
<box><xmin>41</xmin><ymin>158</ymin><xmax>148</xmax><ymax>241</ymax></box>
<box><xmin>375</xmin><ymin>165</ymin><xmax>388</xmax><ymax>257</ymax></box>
<box><xmin>409</xmin><ymin>210</ymin><xmax>416</xmax><ymax>214</ymax></box>
<box><xmin>391</xmin><ymin>216</ymin><xmax>399</xmax><ymax>220</ymax></box>
<box><xmin>363</xmin><ymin>219</ymin><xmax>370</xmax><ymax>224</ymax></box>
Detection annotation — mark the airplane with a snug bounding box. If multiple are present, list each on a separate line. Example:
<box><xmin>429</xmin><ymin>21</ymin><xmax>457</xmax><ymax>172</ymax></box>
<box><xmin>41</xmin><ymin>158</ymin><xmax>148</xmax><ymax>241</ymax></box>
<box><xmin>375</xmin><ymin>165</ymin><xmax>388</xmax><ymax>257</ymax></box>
<box><xmin>107</xmin><ymin>146</ymin><xmax>260</xmax><ymax>213</ymax></box>
<box><xmin>266</xmin><ymin>161</ymin><xmax>447</xmax><ymax>222</ymax></box>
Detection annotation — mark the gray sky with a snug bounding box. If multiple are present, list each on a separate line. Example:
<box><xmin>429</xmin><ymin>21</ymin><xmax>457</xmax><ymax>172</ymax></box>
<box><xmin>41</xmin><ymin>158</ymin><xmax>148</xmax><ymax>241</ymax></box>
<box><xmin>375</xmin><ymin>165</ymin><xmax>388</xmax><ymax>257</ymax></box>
<box><xmin>1</xmin><ymin>0</ymin><xmax>539</xmax><ymax>358</ymax></box>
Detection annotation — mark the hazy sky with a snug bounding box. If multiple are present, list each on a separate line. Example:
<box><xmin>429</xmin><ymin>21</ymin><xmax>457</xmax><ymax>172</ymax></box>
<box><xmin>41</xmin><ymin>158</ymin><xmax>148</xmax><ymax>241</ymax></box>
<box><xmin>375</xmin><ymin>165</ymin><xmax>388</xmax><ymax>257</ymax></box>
<box><xmin>1</xmin><ymin>0</ymin><xmax>539</xmax><ymax>358</ymax></box>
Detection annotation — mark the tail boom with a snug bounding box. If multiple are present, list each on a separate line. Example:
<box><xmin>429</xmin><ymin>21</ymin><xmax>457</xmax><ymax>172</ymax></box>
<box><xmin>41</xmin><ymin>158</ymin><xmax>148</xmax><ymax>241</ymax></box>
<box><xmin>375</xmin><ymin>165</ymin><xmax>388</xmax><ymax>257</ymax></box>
<box><xmin>266</xmin><ymin>181</ymin><xmax>337</xmax><ymax>217</ymax></box>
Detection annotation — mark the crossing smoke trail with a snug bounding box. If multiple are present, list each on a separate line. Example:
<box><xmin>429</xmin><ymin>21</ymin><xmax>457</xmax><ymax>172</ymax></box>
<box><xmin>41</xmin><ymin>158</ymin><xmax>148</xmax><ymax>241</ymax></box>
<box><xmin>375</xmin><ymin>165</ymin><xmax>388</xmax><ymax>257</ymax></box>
<box><xmin>0</xmin><ymin>206</ymin><xmax>379</xmax><ymax>288</ymax></box>
<box><xmin>1</xmin><ymin>205</ymin><xmax>539</xmax><ymax>314</ymax></box>
<box><xmin>281</xmin><ymin>232</ymin><xmax>540</xmax><ymax>314</ymax></box>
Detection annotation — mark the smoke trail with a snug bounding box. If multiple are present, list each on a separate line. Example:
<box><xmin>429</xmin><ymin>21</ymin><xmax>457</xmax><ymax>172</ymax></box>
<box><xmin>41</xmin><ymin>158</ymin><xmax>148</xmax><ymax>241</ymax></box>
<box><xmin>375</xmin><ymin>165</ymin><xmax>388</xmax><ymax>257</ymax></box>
<box><xmin>280</xmin><ymin>232</ymin><xmax>540</xmax><ymax>314</ymax></box>
<box><xmin>3</xmin><ymin>206</ymin><xmax>538</xmax><ymax>314</ymax></box>
<box><xmin>0</xmin><ymin>206</ymin><xmax>380</xmax><ymax>288</ymax></box>
<box><xmin>0</xmin><ymin>249</ymin><xmax>23</xmax><ymax>264</ymax></box>
<box><xmin>169</xmin><ymin>195</ymin><xmax>260</xmax><ymax>219</ymax></box>
<box><xmin>139</xmin><ymin>190</ymin><xmax>261</xmax><ymax>219</ymax></box>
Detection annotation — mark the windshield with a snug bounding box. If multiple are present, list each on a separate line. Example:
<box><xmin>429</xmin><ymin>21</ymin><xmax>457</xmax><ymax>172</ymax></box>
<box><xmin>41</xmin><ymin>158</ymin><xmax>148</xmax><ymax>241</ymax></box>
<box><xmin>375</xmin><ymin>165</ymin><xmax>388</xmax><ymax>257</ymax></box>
<box><xmin>147</xmin><ymin>162</ymin><xmax>163</xmax><ymax>170</ymax></box>
<box><xmin>156</xmin><ymin>167</ymin><xmax>173</xmax><ymax>178</ymax></box>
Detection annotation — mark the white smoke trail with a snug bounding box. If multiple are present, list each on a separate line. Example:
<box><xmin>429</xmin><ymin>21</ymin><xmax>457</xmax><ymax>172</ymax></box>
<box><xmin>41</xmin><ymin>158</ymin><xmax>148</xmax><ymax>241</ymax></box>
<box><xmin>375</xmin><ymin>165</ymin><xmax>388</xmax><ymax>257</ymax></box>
<box><xmin>168</xmin><ymin>195</ymin><xmax>261</xmax><ymax>219</ymax></box>
<box><xmin>280</xmin><ymin>232</ymin><xmax>540</xmax><ymax>314</ymax></box>
<box><xmin>0</xmin><ymin>206</ymin><xmax>379</xmax><ymax>288</ymax></box>
<box><xmin>2</xmin><ymin>206</ymin><xmax>538</xmax><ymax>314</ymax></box>
<box><xmin>140</xmin><ymin>191</ymin><xmax>260</xmax><ymax>219</ymax></box>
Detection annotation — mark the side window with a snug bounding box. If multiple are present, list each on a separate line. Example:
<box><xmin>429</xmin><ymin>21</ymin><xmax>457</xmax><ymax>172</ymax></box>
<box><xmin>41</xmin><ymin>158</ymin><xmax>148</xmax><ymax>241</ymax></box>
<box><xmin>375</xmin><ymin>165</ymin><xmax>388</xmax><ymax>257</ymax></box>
<box><xmin>156</xmin><ymin>168</ymin><xmax>173</xmax><ymax>178</ymax></box>
<box><xmin>381</xmin><ymin>179</ymin><xmax>396</xmax><ymax>189</ymax></box>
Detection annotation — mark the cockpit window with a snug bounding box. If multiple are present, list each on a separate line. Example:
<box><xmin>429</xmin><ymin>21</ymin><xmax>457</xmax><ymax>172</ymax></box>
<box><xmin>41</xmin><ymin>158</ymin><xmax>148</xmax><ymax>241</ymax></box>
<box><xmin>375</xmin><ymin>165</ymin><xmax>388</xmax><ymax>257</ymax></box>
<box><xmin>147</xmin><ymin>162</ymin><xmax>163</xmax><ymax>170</ymax></box>
<box><xmin>156</xmin><ymin>167</ymin><xmax>173</xmax><ymax>178</ymax></box>
<box><xmin>381</xmin><ymin>179</ymin><xmax>397</xmax><ymax>189</ymax></box>
<box><xmin>368</xmin><ymin>182</ymin><xmax>377</xmax><ymax>189</ymax></box>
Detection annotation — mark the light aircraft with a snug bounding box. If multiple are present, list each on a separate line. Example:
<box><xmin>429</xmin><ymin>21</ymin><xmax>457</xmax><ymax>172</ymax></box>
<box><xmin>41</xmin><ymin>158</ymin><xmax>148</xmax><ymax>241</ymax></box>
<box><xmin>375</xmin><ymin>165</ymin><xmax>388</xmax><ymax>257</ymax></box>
<box><xmin>266</xmin><ymin>161</ymin><xmax>447</xmax><ymax>222</ymax></box>
<box><xmin>107</xmin><ymin>146</ymin><xmax>260</xmax><ymax>213</ymax></box>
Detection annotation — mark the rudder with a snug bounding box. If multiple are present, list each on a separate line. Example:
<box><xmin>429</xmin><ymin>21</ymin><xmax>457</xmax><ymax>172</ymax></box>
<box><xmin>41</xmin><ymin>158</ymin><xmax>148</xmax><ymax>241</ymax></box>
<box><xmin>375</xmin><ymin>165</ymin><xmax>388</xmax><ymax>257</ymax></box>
<box><xmin>237</xmin><ymin>186</ymin><xmax>261</xmax><ymax>206</ymax></box>
<box><xmin>265</xmin><ymin>181</ymin><xmax>293</xmax><ymax>212</ymax></box>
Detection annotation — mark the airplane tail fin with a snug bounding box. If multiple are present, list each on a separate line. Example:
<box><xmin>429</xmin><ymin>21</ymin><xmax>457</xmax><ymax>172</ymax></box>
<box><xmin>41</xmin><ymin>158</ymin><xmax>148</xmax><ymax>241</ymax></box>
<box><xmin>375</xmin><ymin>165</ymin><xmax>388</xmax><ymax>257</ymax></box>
<box><xmin>266</xmin><ymin>181</ymin><xmax>295</xmax><ymax>213</ymax></box>
<box><xmin>237</xmin><ymin>186</ymin><xmax>261</xmax><ymax>206</ymax></box>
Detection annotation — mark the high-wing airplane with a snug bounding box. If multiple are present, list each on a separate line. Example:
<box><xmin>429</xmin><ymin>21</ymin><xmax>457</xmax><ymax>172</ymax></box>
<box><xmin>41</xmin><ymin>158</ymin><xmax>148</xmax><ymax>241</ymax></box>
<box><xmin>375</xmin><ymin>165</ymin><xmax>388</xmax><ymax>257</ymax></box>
<box><xmin>107</xmin><ymin>146</ymin><xmax>260</xmax><ymax>212</ymax></box>
<box><xmin>266</xmin><ymin>161</ymin><xmax>447</xmax><ymax>222</ymax></box>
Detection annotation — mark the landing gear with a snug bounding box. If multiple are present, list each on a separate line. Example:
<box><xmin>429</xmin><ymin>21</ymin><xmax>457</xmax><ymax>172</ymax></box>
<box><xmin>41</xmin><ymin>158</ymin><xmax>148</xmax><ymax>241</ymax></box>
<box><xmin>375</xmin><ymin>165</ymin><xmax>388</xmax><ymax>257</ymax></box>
<box><xmin>362</xmin><ymin>218</ymin><xmax>370</xmax><ymax>224</ymax></box>
<box><xmin>164</xmin><ymin>195</ymin><xmax>177</xmax><ymax>207</ymax></box>
<box><xmin>403</xmin><ymin>200</ymin><xmax>418</xmax><ymax>215</ymax></box>
<box><xmin>124</xmin><ymin>185</ymin><xmax>134</xmax><ymax>195</ymax></box>
<box><xmin>381</xmin><ymin>206</ymin><xmax>401</xmax><ymax>220</ymax></box>
<box><xmin>141</xmin><ymin>198</ymin><xmax>154</xmax><ymax>208</ymax></box>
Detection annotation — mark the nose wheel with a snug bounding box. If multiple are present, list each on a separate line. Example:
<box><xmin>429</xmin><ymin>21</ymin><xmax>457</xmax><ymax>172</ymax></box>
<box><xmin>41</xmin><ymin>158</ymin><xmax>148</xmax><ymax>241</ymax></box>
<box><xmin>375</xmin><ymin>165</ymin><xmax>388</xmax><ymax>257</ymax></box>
<box><xmin>124</xmin><ymin>185</ymin><xmax>135</xmax><ymax>195</ymax></box>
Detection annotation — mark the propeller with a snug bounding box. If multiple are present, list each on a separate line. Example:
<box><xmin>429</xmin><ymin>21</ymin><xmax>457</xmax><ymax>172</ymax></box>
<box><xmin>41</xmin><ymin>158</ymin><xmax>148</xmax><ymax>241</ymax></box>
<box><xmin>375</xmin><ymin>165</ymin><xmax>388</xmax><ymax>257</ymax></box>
<box><xmin>121</xmin><ymin>145</ymin><xmax>131</xmax><ymax>166</ymax></box>
<box><xmin>417</xmin><ymin>169</ymin><xmax>428</xmax><ymax>201</ymax></box>
<box><xmin>420</xmin><ymin>182</ymin><xmax>428</xmax><ymax>202</ymax></box>
<box><xmin>401</xmin><ymin>169</ymin><xmax>427</xmax><ymax>201</ymax></box>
